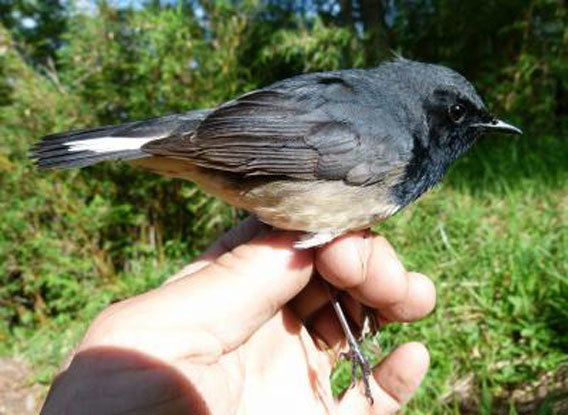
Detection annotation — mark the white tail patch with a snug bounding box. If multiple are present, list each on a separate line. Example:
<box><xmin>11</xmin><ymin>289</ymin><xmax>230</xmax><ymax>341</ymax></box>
<box><xmin>66</xmin><ymin>137</ymin><xmax>161</xmax><ymax>154</ymax></box>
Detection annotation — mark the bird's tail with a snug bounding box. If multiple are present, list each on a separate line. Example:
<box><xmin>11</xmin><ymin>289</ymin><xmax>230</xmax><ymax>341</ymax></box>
<box><xmin>30</xmin><ymin>110</ymin><xmax>209</xmax><ymax>169</ymax></box>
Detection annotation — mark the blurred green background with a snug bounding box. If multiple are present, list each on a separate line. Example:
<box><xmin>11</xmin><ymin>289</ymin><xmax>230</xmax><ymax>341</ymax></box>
<box><xmin>0</xmin><ymin>0</ymin><xmax>566</xmax><ymax>413</ymax></box>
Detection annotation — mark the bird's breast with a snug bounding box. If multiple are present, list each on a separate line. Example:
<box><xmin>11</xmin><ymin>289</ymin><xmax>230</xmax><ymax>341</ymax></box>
<box><xmin>132</xmin><ymin>156</ymin><xmax>402</xmax><ymax>233</ymax></box>
<box><xmin>242</xmin><ymin>179</ymin><xmax>401</xmax><ymax>233</ymax></box>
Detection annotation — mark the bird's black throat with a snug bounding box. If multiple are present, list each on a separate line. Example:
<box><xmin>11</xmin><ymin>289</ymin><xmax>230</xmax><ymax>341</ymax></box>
<box><xmin>390</xmin><ymin>129</ymin><xmax>478</xmax><ymax>209</ymax></box>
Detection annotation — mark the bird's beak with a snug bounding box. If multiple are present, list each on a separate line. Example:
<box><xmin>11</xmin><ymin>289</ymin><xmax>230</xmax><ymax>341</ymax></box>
<box><xmin>473</xmin><ymin>119</ymin><xmax>523</xmax><ymax>135</ymax></box>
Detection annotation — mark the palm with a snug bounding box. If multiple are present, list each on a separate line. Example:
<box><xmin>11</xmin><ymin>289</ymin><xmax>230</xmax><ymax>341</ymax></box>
<box><xmin>189</xmin><ymin>308</ymin><xmax>333</xmax><ymax>414</ymax></box>
<box><xmin>42</xmin><ymin>221</ymin><xmax>435</xmax><ymax>415</ymax></box>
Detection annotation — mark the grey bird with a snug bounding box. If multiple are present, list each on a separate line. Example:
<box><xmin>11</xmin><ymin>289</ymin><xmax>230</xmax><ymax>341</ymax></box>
<box><xmin>31</xmin><ymin>58</ymin><xmax>522</xmax><ymax>401</ymax></box>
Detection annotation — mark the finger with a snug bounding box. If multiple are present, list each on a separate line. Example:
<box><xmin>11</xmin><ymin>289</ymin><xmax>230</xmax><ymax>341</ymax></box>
<box><xmin>317</xmin><ymin>234</ymin><xmax>435</xmax><ymax>323</ymax></box>
<box><xmin>288</xmin><ymin>277</ymin><xmax>329</xmax><ymax>319</ymax></box>
<box><xmin>290</xmin><ymin>275</ymin><xmax>366</xmax><ymax>324</ymax></box>
<box><xmin>290</xmin><ymin>278</ymin><xmax>367</xmax><ymax>352</ymax></box>
<box><xmin>317</xmin><ymin>233</ymin><xmax>407</xmax><ymax>308</ymax></box>
<box><xmin>315</xmin><ymin>231</ymin><xmax>375</xmax><ymax>289</ymax></box>
<box><xmin>305</xmin><ymin>293</ymin><xmax>362</xmax><ymax>354</ymax></box>
<box><xmin>165</xmin><ymin>216</ymin><xmax>268</xmax><ymax>283</ymax></box>
<box><xmin>307</xmin><ymin>304</ymin><xmax>345</xmax><ymax>353</ymax></box>
<box><xmin>374</xmin><ymin>342</ymin><xmax>430</xmax><ymax>407</ymax></box>
<box><xmin>376</xmin><ymin>272</ymin><xmax>436</xmax><ymax>324</ymax></box>
<box><xmin>348</xmin><ymin>235</ymin><xmax>408</xmax><ymax>308</ymax></box>
<box><xmin>337</xmin><ymin>342</ymin><xmax>430</xmax><ymax>414</ymax></box>
<box><xmin>81</xmin><ymin>230</ymin><xmax>314</xmax><ymax>362</ymax></box>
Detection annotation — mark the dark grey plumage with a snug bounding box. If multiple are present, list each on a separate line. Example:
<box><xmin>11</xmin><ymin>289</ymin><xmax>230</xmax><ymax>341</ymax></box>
<box><xmin>31</xmin><ymin>58</ymin><xmax>521</xmax><ymax>240</ymax></box>
<box><xmin>145</xmin><ymin>68</ymin><xmax>417</xmax><ymax>184</ymax></box>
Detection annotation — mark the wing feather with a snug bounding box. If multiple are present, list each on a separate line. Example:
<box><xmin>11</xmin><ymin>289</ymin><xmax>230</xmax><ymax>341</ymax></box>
<box><xmin>143</xmin><ymin>74</ymin><xmax>408</xmax><ymax>184</ymax></box>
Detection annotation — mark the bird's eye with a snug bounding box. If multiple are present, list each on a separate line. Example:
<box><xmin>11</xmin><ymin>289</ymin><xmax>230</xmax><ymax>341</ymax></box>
<box><xmin>448</xmin><ymin>104</ymin><xmax>467</xmax><ymax>124</ymax></box>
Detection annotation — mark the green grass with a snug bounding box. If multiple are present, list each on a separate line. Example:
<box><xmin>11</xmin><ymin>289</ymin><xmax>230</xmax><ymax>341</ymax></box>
<box><xmin>4</xmin><ymin>134</ymin><xmax>568</xmax><ymax>414</ymax></box>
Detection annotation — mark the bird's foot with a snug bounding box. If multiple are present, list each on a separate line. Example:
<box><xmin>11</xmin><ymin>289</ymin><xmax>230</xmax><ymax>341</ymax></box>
<box><xmin>342</xmin><ymin>336</ymin><xmax>374</xmax><ymax>404</ymax></box>
<box><xmin>327</xmin><ymin>283</ymin><xmax>375</xmax><ymax>404</ymax></box>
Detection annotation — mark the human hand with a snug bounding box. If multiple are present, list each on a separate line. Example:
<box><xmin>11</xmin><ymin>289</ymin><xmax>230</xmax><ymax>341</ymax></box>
<box><xmin>41</xmin><ymin>218</ymin><xmax>436</xmax><ymax>415</ymax></box>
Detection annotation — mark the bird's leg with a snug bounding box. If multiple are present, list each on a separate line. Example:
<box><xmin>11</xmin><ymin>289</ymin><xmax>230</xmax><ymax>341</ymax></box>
<box><xmin>325</xmin><ymin>283</ymin><xmax>374</xmax><ymax>404</ymax></box>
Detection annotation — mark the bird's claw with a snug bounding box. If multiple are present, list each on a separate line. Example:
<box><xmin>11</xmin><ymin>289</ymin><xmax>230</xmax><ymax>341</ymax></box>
<box><xmin>343</xmin><ymin>338</ymin><xmax>374</xmax><ymax>404</ymax></box>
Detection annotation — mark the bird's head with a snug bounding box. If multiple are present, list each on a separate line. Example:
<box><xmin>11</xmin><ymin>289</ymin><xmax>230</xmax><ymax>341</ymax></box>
<box><xmin>423</xmin><ymin>65</ymin><xmax>520</xmax><ymax>155</ymax></box>
<box><xmin>385</xmin><ymin>59</ymin><xmax>522</xmax><ymax>205</ymax></box>
<box><xmin>387</xmin><ymin>59</ymin><xmax>522</xmax><ymax>157</ymax></box>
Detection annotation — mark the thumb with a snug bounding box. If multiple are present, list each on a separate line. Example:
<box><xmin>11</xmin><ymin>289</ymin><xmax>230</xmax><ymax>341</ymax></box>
<box><xmin>81</xmin><ymin>230</ymin><xmax>314</xmax><ymax>362</ymax></box>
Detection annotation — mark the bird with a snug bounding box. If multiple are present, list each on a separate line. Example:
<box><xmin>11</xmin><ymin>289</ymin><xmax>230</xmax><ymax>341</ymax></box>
<box><xmin>31</xmin><ymin>58</ymin><xmax>522</xmax><ymax>402</ymax></box>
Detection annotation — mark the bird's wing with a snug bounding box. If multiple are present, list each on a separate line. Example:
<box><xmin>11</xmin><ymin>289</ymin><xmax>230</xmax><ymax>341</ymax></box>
<box><xmin>143</xmin><ymin>73</ymin><xmax>409</xmax><ymax>185</ymax></box>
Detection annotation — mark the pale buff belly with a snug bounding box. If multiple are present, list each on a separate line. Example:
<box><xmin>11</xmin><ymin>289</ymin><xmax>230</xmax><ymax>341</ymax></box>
<box><xmin>132</xmin><ymin>157</ymin><xmax>401</xmax><ymax>233</ymax></box>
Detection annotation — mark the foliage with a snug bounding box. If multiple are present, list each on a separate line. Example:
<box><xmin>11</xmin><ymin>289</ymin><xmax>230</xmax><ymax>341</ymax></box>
<box><xmin>0</xmin><ymin>0</ymin><xmax>567</xmax><ymax>413</ymax></box>
<box><xmin>257</xmin><ymin>18</ymin><xmax>365</xmax><ymax>75</ymax></box>
<box><xmin>0</xmin><ymin>0</ymin><xmax>67</xmax><ymax>64</ymax></box>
